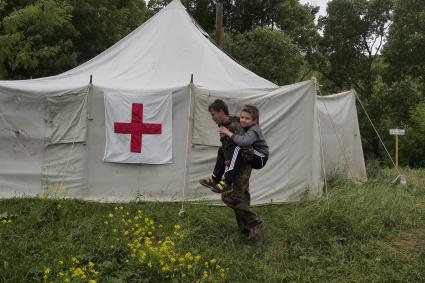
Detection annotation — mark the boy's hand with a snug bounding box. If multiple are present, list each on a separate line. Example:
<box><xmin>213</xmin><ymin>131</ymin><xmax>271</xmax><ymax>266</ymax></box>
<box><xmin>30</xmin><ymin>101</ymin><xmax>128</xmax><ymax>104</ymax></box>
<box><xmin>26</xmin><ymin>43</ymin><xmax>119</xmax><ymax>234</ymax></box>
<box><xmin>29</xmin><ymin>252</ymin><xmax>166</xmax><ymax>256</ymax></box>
<box><xmin>219</xmin><ymin>126</ymin><xmax>233</xmax><ymax>137</ymax></box>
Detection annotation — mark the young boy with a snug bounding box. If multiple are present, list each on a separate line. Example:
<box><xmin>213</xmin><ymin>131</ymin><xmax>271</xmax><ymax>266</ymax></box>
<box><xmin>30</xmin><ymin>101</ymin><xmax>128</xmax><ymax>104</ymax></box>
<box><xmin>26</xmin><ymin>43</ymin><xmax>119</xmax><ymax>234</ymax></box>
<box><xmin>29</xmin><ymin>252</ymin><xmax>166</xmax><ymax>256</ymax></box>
<box><xmin>214</xmin><ymin>105</ymin><xmax>269</xmax><ymax>192</ymax></box>
<box><xmin>199</xmin><ymin>99</ymin><xmax>244</xmax><ymax>193</ymax></box>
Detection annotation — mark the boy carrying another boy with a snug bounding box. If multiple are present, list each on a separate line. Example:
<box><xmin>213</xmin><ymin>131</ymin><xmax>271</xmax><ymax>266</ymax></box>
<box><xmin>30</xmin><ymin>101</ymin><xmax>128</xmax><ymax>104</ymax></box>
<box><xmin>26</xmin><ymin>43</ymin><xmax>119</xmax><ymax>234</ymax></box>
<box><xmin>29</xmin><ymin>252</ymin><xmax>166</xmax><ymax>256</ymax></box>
<box><xmin>199</xmin><ymin>99</ymin><xmax>264</xmax><ymax>239</ymax></box>
<box><xmin>216</xmin><ymin>105</ymin><xmax>269</xmax><ymax>192</ymax></box>
<box><xmin>200</xmin><ymin>104</ymin><xmax>268</xmax><ymax>193</ymax></box>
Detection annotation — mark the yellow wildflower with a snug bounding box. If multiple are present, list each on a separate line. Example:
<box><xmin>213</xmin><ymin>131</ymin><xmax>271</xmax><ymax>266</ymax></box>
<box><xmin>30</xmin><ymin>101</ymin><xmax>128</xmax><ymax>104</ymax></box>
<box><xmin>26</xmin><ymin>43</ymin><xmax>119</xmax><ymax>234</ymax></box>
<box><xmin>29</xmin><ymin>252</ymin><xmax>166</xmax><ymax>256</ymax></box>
<box><xmin>72</xmin><ymin>267</ymin><xmax>85</xmax><ymax>278</ymax></box>
<box><xmin>71</xmin><ymin>257</ymin><xmax>79</xmax><ymax>264</ymax></box>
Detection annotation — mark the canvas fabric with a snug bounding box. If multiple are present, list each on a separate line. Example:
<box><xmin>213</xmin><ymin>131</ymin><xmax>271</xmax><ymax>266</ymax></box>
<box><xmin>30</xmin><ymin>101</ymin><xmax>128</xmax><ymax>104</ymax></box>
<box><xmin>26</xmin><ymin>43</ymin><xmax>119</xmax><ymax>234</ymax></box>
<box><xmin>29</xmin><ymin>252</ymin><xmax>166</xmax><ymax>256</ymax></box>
<box><xmin>317</xmin><ymin>90</ymin><xmax>367</xmax><ymax>182</ymax></box>
<box><xmin>103</xmin><ymin>90</ymin><xmax>172</xmax><ymax>164</ymax></box>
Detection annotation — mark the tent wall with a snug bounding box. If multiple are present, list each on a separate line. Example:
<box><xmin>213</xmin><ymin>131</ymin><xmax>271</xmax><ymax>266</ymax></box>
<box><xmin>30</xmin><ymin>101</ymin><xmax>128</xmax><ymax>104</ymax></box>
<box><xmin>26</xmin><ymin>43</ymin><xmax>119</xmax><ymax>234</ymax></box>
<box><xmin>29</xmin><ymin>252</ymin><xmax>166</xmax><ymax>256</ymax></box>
<box><xmin>317</xmin><ymin>90</ymin><xmax>367</xmax><ymax>182</ymax></box>
<box><xmin>84</xmin><ymin>86</ymin><xmax>190</xmax><ymax>202</ymax></box>
<box><xmin>189</xmin><ymin>80</ymin><xmax>323</xmax><ymax>205</ymax></box>
<box><xmin>0</xmin><ymin>86</ymin><xmax>89</xmax><ymax>198</ymax></box>
<box><xmin>0</xmin><ymin>80</ymin><xmax>368</xmax><ymax>203</ymax></box>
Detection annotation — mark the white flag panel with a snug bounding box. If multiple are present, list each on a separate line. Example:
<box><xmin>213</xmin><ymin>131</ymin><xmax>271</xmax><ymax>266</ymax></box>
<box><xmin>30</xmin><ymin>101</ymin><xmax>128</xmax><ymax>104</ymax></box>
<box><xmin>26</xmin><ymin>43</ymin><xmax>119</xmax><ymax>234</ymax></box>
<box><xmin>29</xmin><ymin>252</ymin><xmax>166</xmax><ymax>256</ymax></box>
<box><xmin>104</xmin><ymin>91</ymin><xmax>172</xmax><ymax>164</ymax></box>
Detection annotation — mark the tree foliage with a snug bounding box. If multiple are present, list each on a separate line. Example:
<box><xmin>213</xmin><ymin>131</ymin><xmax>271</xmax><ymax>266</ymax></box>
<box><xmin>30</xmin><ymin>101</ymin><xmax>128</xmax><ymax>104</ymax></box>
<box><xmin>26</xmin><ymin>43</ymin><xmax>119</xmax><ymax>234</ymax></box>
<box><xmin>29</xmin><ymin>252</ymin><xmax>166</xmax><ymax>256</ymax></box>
<box><xmin>222</xmin><ymin>28</ymin><xmax>304</xmax><ymax>85</ymax></box>
<box><xmin>318</xmin><ymin>0</ymin><xmax>391</xmax><ymax>96</ymax></box>
<box><xmin>382</xmin><ymin>0</ymin><xmax>425</xmax><ymax>87</ymax></box>
<box><xmin>0</xmin><ymin>0</ymin><xmax>78</xmax><ymax>79</ymax></box>
<box><xmin>0</xmin><ymin>0</ymin><xmax>147</xmax><ymax>79</ymax></box>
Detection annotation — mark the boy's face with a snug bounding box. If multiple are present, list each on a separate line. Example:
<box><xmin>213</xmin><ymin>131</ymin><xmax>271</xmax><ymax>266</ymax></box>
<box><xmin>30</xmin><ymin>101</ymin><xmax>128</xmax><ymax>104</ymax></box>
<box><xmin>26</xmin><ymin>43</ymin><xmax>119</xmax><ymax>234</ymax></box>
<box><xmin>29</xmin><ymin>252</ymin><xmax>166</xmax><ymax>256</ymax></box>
<box><xmin>240</xmin><ymin>111</ymin><xmax>256</xmax><ymax>128</ymax></box>
<box><xmin>209</xmin><ymin>109</ymin><xmax>227</xmax><ymax>125</ymax></box>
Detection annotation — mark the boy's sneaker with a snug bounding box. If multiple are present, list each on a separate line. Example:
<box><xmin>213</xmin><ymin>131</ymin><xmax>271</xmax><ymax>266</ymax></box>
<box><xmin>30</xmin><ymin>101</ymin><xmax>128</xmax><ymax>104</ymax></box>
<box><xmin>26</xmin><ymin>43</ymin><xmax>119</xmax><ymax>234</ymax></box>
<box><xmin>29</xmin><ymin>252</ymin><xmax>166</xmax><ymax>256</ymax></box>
<box><xmin>248</xmin><ymin>220</ymin><xmax>263</xmax><ymax>239</ymax></box>
<box><xmin>199</xmin><ymin>176</ymin><xmax>217</xmax><ymax>189</ymax></box>
<box><xmin>211</xmin><ymin>179</ymin><xmax>232</xmax><ymax>193</ymax></box>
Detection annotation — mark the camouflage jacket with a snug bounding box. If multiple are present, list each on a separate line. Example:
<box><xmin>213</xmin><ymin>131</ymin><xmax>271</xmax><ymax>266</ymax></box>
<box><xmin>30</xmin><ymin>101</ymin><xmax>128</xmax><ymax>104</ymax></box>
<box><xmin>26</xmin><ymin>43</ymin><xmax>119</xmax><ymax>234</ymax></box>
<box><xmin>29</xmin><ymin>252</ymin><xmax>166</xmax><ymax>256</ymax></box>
<box><xmin>220</xmin><ymin>116</ymin><xmax>243</xmax><ymax>161</ymax></box>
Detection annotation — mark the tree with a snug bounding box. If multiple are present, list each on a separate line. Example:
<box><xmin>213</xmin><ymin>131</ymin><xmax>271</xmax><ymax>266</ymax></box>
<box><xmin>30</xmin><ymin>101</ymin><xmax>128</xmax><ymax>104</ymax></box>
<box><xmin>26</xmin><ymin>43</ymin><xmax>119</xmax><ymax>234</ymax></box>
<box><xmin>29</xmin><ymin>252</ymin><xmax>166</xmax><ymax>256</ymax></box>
<box><xmin>222</xmin><ymin>27</ymin><xmax>305</xmax><ymax>85</ymax></box>
<box><xmin>0</xmin><ymin>0</ymin><xmax>147</xmax><ymax>79</ymax></box>
<box><xmin>0</xmin><ymin>0</ymin><xmax>78</xmax><ymax>79</ymax></box>
<box><xmin>382</xmin><ymin>0</ymin><xmax>425</xmax><ymax>88</ymax></box>
<box><xmin>318</xmin><ymin>0</ymin><xmax>392</xmax><ymax>97</ymax></box>
<box><xmin>401</xmin><ymin>102</ymin><xmax>425</xmax><ymax>167</ymax></box>
<box><xmin>70</xmin><ymin>0</ymin><xmax>147</xmax><ymax>63</ymax></box>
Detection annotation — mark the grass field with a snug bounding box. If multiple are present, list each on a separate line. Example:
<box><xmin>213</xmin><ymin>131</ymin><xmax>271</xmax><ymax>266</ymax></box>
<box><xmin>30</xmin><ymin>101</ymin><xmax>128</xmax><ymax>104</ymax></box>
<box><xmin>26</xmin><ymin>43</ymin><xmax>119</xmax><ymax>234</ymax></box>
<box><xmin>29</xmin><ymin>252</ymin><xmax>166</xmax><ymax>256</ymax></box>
<box><xmin>1</xmin><ymin>167</ymin><xmax>425</xmax><ymax>282</ymax></box>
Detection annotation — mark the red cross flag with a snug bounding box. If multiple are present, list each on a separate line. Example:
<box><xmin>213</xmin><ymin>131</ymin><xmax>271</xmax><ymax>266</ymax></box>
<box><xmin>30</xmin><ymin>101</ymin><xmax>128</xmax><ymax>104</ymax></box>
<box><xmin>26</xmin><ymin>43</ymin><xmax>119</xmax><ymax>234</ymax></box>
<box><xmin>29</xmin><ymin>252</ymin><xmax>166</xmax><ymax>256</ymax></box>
<box><xmin>103</xmin><ymin>91</ymin><xmax>172</xmax><ymax>164</ymax></box>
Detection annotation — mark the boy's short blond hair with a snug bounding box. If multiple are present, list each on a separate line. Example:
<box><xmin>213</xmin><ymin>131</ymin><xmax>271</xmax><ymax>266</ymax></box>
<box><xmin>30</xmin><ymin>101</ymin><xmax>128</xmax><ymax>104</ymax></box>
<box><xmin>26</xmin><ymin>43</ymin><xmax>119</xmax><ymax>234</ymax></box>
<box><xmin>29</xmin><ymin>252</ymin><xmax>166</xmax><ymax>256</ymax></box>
<box><xmin>241</xmin><ymin>105</ymin><xmax>259</xmax><ymax>123</ymax></box>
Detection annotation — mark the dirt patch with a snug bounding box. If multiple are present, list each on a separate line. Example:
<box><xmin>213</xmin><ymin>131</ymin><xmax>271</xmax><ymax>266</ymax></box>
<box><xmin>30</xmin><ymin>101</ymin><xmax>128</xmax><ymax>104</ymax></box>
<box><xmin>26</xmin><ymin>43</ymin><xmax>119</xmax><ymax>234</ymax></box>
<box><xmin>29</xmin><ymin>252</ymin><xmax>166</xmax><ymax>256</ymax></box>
<box><xmin>376</xmin><ymin>228</ymin><xmax>425</xmax><ymax>259</ymax></box>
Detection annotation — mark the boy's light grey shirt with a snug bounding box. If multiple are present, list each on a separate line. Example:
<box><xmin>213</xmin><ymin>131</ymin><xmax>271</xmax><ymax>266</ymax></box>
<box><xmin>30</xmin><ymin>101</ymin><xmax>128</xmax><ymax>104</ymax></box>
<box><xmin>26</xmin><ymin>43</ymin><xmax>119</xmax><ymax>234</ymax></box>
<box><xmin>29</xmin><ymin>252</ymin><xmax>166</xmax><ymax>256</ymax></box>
<box><xmin>230</xmin><ymin>124</ymin><xmax>269</xmax><ymax>156</ymax></box>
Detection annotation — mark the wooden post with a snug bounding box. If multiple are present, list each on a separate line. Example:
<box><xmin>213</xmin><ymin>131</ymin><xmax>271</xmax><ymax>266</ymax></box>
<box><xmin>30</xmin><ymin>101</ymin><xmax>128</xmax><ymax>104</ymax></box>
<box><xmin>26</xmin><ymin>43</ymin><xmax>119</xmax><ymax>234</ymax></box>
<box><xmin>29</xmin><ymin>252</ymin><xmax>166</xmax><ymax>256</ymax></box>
<box><xmin>390</xmin><ymin>128</ymin><xmax>404</xmax><ymax>169</ymax></box>
<box><xmin>395</xmin><ymin>135</ymin><xmax>399</xmax><ymax>168</ymax></box>
<box><xmin>215</xmin><ymin>0</ymin><xmax>223</xmax><ymax>47</ymax></box>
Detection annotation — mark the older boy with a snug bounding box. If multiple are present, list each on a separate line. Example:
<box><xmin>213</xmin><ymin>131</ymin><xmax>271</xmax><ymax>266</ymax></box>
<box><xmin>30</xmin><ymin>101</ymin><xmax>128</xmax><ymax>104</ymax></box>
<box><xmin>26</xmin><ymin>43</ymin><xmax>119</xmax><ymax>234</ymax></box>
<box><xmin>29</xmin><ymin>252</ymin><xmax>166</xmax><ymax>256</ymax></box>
<box><xmin>199</xmin><ymin>99</ymin><xmax>263</xmax><ymax>239</ymax></box>
<box><xmin>199</xmin><ymin>99</ymin><xmax>242</xmax><ymax>192</ymax></box>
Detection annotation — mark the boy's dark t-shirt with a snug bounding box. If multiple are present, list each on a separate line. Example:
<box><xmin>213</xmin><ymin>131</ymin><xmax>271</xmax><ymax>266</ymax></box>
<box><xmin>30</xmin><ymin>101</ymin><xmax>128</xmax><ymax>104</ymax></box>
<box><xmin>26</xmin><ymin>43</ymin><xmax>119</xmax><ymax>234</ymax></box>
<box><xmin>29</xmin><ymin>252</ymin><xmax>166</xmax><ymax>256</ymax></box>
<box><xmin>220</xmin><ymin>116</ymin><xmax>243</xmax><ymax>161</ymax></box>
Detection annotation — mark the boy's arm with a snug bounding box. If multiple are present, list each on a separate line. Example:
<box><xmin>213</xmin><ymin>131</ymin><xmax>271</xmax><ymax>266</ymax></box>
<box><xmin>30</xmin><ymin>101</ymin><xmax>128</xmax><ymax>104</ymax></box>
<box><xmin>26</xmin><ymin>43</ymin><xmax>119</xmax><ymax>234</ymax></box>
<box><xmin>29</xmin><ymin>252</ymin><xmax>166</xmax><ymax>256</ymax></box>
<box><xmin>227</xmin><ymin>120</ymin><xmax>243</xmax><ymax>135</ymax></box>
<box><xmin>231</xmin><ymin>128</ymin><xmax>258</xmax><ymax>147</ymax></box>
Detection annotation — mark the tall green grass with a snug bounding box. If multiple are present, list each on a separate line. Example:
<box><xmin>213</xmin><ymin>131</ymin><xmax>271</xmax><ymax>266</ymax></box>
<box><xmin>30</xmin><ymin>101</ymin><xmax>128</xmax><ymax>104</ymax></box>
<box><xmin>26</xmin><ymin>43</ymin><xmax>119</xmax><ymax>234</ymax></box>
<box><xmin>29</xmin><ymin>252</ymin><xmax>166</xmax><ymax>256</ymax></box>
<box><xmin>1</xmin><ymin>168</ymin><xmax>425</xmax><ymax>282</ymax></box>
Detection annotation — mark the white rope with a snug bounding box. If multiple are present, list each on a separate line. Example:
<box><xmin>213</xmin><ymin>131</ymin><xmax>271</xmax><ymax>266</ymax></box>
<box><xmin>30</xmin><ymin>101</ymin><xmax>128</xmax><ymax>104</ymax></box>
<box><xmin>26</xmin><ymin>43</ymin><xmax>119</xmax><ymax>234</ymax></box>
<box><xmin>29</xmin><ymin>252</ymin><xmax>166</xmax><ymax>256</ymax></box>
<box><xmin>353</xmin><ymin>91</ymin><xmax>403</xmax><ymax>176</ymax></box>
<box><xmin>317</xmin><ymin>87</ymin><xmax>355</xmax><ymax>180</ymax></box>
<box><xmin>181</xmin><ymin>82</ymin><xmax>194</xmax><ymax>214</ymax></box>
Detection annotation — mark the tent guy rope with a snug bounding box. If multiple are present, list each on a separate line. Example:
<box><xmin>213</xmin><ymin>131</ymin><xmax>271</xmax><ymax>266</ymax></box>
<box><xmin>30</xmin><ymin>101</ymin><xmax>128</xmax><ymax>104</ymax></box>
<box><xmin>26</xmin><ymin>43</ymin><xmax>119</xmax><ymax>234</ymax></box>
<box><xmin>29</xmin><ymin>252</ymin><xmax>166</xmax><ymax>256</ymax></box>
<box><xmin>353</xmin><ymin>90</ymin><xmax>405</xmax><ymax>182</ymax></box>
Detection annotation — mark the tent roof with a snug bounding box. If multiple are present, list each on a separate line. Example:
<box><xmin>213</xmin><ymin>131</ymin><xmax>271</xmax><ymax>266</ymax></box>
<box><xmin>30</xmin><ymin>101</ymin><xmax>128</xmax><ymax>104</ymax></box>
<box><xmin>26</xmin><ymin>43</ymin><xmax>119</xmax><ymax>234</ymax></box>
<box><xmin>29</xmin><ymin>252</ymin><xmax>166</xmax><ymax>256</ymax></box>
<box><xmin>0</xmin><ymin>0</ymin><xmax>276</xmax><ymax>91</ymax></box>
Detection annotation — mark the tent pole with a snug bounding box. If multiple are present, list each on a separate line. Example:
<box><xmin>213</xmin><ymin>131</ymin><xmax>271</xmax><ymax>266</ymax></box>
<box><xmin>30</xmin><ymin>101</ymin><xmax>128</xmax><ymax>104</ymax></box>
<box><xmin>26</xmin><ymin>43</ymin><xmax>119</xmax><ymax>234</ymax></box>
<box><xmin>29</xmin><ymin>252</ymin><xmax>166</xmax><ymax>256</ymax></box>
<box><xmin>180</xmin><ymin>74</ymin><xmax>195</xmax><ymax>218</ymax></box>
<box><xmin>215</xmin><ymin>0</ymin><xmax>223</xmax><ymax>47</ymax></box>
<box><xmin>87</xmin><ymin>74</ymin><xmax>94</xmax><ymax>120</ymax></box>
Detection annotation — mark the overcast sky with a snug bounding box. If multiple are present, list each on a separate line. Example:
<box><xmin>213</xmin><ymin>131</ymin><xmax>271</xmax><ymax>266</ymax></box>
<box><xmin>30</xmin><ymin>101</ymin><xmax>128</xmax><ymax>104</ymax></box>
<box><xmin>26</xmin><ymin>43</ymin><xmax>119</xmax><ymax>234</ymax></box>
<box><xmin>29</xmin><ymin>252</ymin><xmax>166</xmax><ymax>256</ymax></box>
<box><xmin>299</xmin><ymin>0</ymin><xmax>329</xmax><ymax>17</ymax></box>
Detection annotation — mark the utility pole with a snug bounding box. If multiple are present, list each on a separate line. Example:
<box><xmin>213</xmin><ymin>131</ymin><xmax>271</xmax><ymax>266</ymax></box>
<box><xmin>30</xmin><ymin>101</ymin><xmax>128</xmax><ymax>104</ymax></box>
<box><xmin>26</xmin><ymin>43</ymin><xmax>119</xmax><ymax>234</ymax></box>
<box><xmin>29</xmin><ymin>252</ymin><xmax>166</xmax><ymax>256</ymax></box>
<box><xmin>215</xmin><ymin>0</ymin><xmax>223</xmax><ymax>47</ymax></box>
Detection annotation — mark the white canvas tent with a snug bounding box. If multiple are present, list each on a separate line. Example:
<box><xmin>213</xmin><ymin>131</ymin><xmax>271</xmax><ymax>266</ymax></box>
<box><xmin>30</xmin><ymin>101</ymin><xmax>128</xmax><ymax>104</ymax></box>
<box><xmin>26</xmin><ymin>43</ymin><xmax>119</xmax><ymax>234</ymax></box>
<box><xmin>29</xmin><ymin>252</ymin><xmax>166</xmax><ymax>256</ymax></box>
<box><xmin>317</xmin><ymin>90</ymin><xmax>367</xmax><ymax>182</ymax></box>
<box><xmin>0</xmin><ymin>0</ymin><xmax>365</xmax><ymax>204</ymax></box>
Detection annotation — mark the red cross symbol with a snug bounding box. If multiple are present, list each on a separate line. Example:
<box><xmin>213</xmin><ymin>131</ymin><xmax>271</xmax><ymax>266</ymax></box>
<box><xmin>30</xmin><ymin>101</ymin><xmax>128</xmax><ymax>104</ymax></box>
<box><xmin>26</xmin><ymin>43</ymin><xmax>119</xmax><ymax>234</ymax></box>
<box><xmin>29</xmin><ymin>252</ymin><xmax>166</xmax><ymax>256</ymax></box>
<box><xmin>114</xmin><ymin>103</ymin><xmax>162</xmax><ymax>153</ymax></box>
